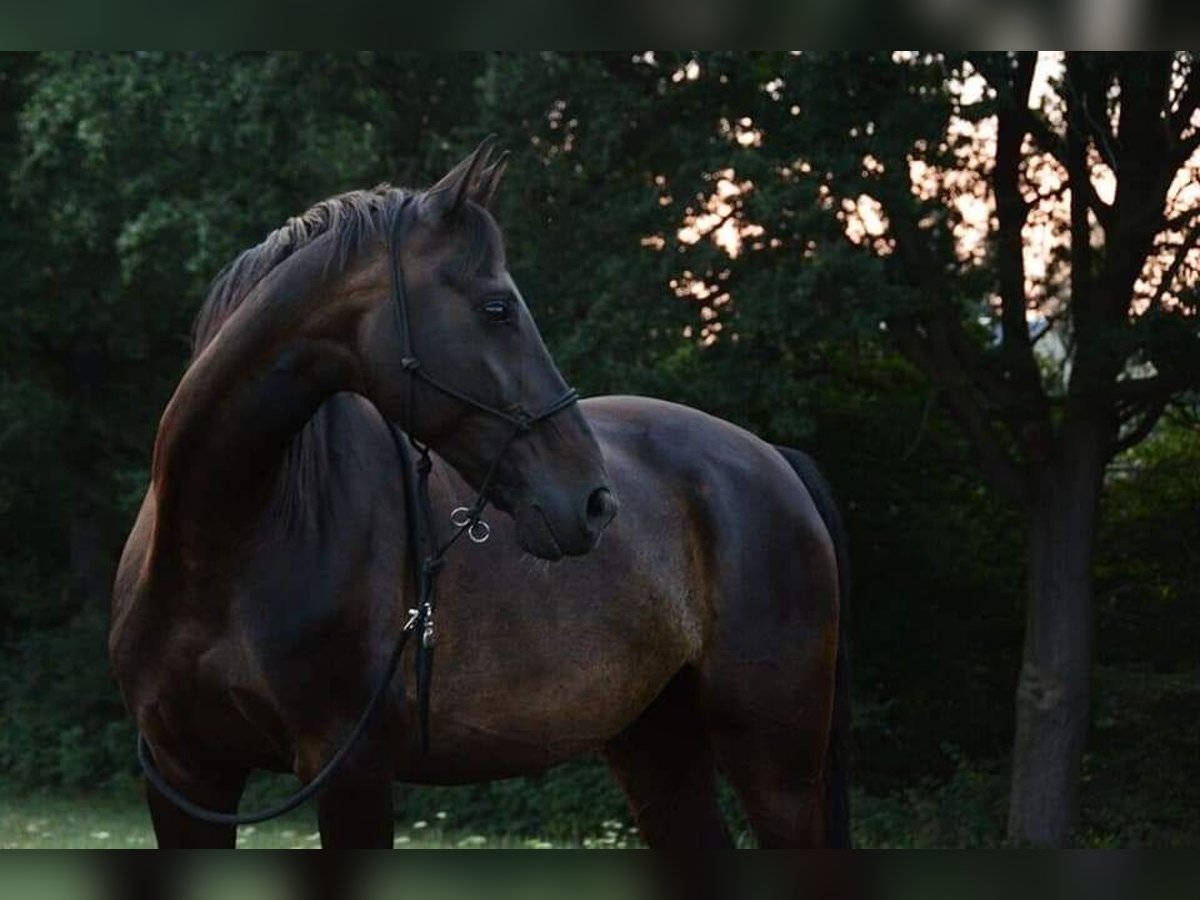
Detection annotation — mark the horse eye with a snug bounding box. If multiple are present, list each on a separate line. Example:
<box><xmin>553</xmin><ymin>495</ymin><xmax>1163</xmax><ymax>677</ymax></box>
<box><xmin>482</xmin><ymin>297</ymin><xmax>513</xmax><ymax>323</ymax></box>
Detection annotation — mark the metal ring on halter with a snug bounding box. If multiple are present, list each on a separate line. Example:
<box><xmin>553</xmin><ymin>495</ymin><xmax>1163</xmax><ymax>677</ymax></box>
<box><xmin>451</xmin><ymin>505</ymin><xmax>491</xmax><ymax>543</ymax></box>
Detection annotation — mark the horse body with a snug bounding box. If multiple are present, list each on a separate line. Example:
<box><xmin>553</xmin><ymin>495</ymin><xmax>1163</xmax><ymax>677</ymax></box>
<box><xmin>408</xmin><ymin>396</ymin><xmax>836</xmax><ymax>779</ymax></box>
<box><xmin>111</xmin><ymin>142</ymin><xmax>845</xmax><ymax>848</ymax></box>
<box><xmin>404</xmin><ymin>395</ymin><xmax>843</xmax><ymax>849</ymax></box>
<box><xmin>112</xmin><ymin>393</ymin><xmax>842</xmax><ymax>846</ymax></box>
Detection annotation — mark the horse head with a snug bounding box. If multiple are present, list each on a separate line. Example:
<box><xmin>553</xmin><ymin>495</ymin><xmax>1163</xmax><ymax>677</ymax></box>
<box><xmin>357</xmin><ymin>139</ymin><xmax>618</xmax><ymax>559</ymax></box>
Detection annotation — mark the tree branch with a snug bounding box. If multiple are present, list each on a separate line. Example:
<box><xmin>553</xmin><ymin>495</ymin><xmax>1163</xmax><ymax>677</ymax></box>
<box><xmin>901</xmin><ymin>388</ymin><xmax>938</xmax><ymax>461</ymax></box>
<box><xmin>994</xmin><ymin>75</ymin><xmax>1053</xmax><ymax>437</ymax></box>
<box><xmin>933</xmin><ymin>312</ymin><xmax>1027</xmax><ymax>420</ymax></box>
<box><xmin>1060</xmin><ymin>57</ymin><xmax>1120</xmax><ymax>175</ymax></box>
<box><xmin>1166</xmin><ymin>394</ymin><xmax>1200</xmax><ymax>431</ymax></box>
<box><xmin>1113</xmin><ymin>370</ymin><xmax>1200</xmax><ymax>407</ymax></box>
<box><xmin>1065</xmin><ymin>55</ymin><xmax>1099</xmax><ymax>331</ymax></box>
<box><xmin>1030</xmin><ymin>313</ymin><xmax>1062</xmax><ymax>346</ymax></box>
<box><xmin>1147</xmin><ymin>222</ymin><xmax>1200</xmax><ymax>311</ymax></box>
<box><xmin>1019</xmin><ymin>107</ymin><xmax>1116</xmax><ymax>234</ymax></box>
<box><xmin>1170</xmin><ymin>58</ymin><xmax>1200</xmax><ymax>133</ymax></box>
<box><xmin>874</xmin><ymin>150</ymin><xmax>1048</xmax><ymax>463</ymax></box>
<box><xmin>1031</xmin><ymin>181</ymin><xmax>1070</xmax><ymax>205</ymax></box>
<box><xmin>1113</xmin><ymin>397</ymin><xmax>1167</xmax><ymax>455</ymax></box>
<box><xmin>1162</xmin><ymin>204</ymin><xmax>1200</xmax><ymax>234</ymax></box>
<box><xmin>1169</xmin><ymin>58</ymin><xmax>1200</xmax><ymax>167</ymax></box>
<box><xmin>891</xmin><ymin>317</ymin><xmax>1032</xmax><ymax>509</ymax></box>
<box><xmin>1175</xmin><ymin>130</ymin><xmax>1200</xmax><ymax>168</ymax></box>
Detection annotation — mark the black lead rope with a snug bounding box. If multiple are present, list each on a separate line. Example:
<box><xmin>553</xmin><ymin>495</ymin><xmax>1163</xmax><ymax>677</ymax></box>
<box><xmin>137</xmin><ymin>199</ymin><xmax>581</xmax><ymax>827</ymax></box>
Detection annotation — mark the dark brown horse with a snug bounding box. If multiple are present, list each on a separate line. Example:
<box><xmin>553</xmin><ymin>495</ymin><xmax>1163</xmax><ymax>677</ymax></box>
<box><xmin>110</xmin><ymin>142</ymin><xmax>849</xmax><ymax>849</ymax></box>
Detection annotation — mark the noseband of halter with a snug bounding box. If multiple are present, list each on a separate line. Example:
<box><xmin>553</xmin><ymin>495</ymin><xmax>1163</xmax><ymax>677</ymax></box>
<box><xmin>138</xmin><ymin>195</ymin><xmax>581</xmax><ymax>827</ymax></box>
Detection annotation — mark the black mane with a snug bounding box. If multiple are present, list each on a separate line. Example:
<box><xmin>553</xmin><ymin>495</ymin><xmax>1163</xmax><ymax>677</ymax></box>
<box><xmin>191</xmin><ymin>185</ymin><xmax>506</xmax><ymax>361</ymax></box>
<box><xmin>190</xmin><ymin>186</ymin><xmax>410</xmax><ymax>360</ymax></box>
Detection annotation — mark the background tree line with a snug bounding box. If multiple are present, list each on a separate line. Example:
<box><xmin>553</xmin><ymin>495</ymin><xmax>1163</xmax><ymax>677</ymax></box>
<box><xmin>0</xmin><ymin>51</ymin><xmax>1196</xmax><ymax>847</ymax></box>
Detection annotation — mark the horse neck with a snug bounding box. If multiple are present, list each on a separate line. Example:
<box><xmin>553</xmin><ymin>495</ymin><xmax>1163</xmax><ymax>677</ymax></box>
<box><xmin>150</xmin><ymin>245</ymin><xmax>370</xmax><ymax>554</ymax></box>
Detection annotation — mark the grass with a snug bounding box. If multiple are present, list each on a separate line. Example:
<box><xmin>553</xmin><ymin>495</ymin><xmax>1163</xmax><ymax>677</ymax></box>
<box><xmin>0</xmin><ymin>790</ymin><xmax>603</xmax><ymax>849</ymax></box>
<box><xmin>0</xmin><ymin>856</ymin><xmax>654</xmax><ymax>900</ymax></box>
<box><xmin>0</xmin><ymin>794</ymin><xmax>654</xmax><ymax>900</ymax></box>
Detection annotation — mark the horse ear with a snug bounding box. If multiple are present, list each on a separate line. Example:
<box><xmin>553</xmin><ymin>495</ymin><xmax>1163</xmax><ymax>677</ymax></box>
<box><xmin>473</xmin><ymin>150</ymin><xmax>510</xmax><ymax>210</ymax></box>
<box><xmin>421</xmin><ymin>136</ymin><xmax>497</xmax><ymax>227</ymax></box>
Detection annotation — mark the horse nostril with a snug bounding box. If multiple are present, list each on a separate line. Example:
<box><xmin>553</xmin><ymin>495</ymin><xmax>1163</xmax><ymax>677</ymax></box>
<box><xmin>585</xmin><ymin>487</ymin><xmax>619</xmax><ymax>531</ymax></box>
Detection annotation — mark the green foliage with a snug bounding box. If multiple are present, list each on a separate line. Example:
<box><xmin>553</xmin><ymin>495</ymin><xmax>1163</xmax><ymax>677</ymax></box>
<box><xmin>1099</xmin><ymin>422</ymin><xmax>1200</xmax><ymax>672</ymax></box>
<box><xmin>853</xmin><ymin>751</ymin><xmax>1006</xmax><ymax>848</ymax></box>
<box><xmin>805</xmin><ymin>365</ymin><xmax>1026</xmax><ymax>788</ymax></box>
<box><xmin>390</xmin><ymin>759</ymin><xmax>629</xmax><ymax>842</ymax></box>
<box><xmin>1080</xmin><ymin>666</ymin><xmax>1200</xmax><ymax>847</ymax></box>
<box><xmin>0</xmin><ymin>608</ymin><xmax>134</xmax><ymax>791</ymax></box>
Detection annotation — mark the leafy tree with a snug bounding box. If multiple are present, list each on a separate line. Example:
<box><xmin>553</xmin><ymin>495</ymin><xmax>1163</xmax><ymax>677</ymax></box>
<box><xmin>646</xmin><ymin>51</ymin><xmax>1199</xmax><ymax>845</ymax></box>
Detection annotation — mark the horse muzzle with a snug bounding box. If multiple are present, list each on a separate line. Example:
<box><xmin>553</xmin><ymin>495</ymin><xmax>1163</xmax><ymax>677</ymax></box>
<box><xmin>513</xmin><ymin>484</ymin><xmax>618</xmax><ymax>560</ymax></box>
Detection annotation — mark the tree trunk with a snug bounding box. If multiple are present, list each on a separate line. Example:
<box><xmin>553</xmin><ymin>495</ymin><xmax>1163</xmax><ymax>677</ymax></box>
<box><xmin>1007</xmin><ymin>419</ymin><xmax>1108</xmax><ymax>846</ymax></box>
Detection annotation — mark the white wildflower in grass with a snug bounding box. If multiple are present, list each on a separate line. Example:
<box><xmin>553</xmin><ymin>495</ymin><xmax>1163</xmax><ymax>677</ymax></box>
<box><xmin>394</xmin><ymin>836</ymin><xmax>411</xmax><ymax>845</ymax></box>
<box><xmin>412</xmin><ymin>820</ymin><xmax>428</xmax><ymax>830</ymax></box>
<box><xmin>525</xmin><ymin>839</ymin><xmax>554</xmax><ymax>849</ymax></box>
<box><xmin>242</xmin><ymin>826</ymin><xmax>256</xmax><ymax>836</ymax></box>
<box><xmin>282</xmin><ymin>829</ymin><xmax>296</xmax><ymax>838</ymax></box>
<box><xmin>24</xmin><ymin>823</ymin><xmax>39</xmax><ymax>834</ymax></box>
<box><xmin>456</xmin><ymin>835</ymin><xmax>487</xmax><ymax>847</ymax></box>
<box><xmin>435</xmin><ymin>811</ymin><xmax>447</xmax><ymax>820</ymax></box>
<box><xmin>305</xmin><ymin>832</ymin><xmax>320</xmax><ymax>841</ymax></box>
<box><xmin>90</xmin><ymin>831</ymin><xmax>111</xmax><ymax>841</ymax></box>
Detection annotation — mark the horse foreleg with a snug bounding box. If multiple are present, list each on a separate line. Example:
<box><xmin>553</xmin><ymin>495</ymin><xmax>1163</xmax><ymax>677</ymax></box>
<box><xmin>312</xmin><ymin>738</ymin><xmax>395</xmax><ymax>849</ymax></box>
<box><xmin>602</xmin><ymin>670</ymin><xmax>732</xmax><ymax>849</ymax></box>
<box><xmin>144</xmin><ymin>766</ymin><xmax>248</xmax><ymax>849</ymax></box>
<box><xmin>315</xmin><ymin>773</ymin><xmax>395</xmax><ymax>849</ymax></box>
